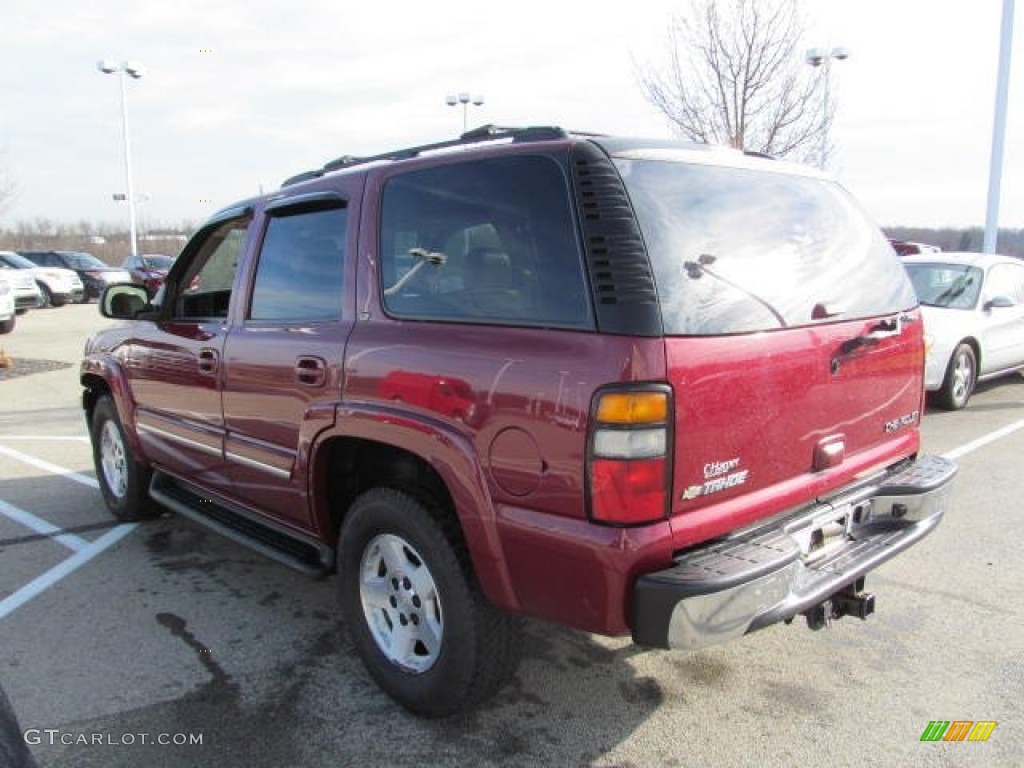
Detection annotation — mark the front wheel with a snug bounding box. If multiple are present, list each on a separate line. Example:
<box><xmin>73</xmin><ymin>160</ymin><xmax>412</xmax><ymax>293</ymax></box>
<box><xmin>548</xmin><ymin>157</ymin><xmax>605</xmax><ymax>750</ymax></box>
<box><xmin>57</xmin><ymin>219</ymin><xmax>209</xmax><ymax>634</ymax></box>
<box><xmin>90</xmin><ymin>396</ymin><xmax>158</xmax><ymax>520</ymax></box>
<box><xmin>936</xmin><ymin>342</ymin><xmax>976</xmax><ymax>410</ymax></box>
<box><xmin>337</xmin><ymin>488</ymin><xmax>521</xmax><ymax>717</ymax></box>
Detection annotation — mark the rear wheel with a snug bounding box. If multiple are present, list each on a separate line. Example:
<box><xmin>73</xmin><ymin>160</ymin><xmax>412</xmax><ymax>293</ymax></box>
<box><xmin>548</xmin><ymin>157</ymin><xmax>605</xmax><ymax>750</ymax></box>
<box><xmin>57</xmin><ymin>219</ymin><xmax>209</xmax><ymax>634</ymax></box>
<box><xmin>0</xmin><ymin>316</ymin><xmax>13</xmax><ymax>334</ymax></box>
<box><xmin>90</xmin><ymin>396</ymin><xmax>158</xmax><ymax>520</ymax></box>
<box><xmin>337</xmin><ymin>488</ymin><xmax>521</xmax><ymax>717</ymax></box>
<box><xmin>936</xmin><ymin>342</ymin><xmax>976</xmax><ymax>410</ymax></box>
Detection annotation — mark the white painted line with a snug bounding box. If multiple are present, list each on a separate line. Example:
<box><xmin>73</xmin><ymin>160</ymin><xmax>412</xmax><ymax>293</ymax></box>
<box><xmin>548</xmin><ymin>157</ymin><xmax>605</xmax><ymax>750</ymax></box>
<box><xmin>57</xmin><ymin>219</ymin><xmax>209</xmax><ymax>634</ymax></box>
<box><xmin>0</xmin><ymin>499</ymin><xmax>88</xmax><ymax>552</ymax></box>
<box><xmin>0</xmin><ymin>523</ymin><xmax>138</xmax><ymax>620</ymax></box>
<box><xmin>0</xmin><ymin>444</ymin><xmax>98</xmax><ymax>489</ymax></box>
<box><xmin>942</xmin><ymin>417</ymin><xmax>1024</xmax><ymax>461</ymax></box>
<box><xmin>0</xmin><ymin>436</ymin><xmax>89</xmax><ymax>443</ymax></box>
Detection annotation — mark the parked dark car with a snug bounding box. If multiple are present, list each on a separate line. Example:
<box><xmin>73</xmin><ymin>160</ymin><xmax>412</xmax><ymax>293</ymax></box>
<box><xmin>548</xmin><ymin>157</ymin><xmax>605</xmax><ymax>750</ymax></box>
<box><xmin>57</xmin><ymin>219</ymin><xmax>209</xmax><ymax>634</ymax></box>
<box><xmin>82</xmin><ymin>125</ymin><xmax>956</xmax><ymax>717</ymax></box>
<box><xmin>18</xmin><ymin>251</ymin><xmax>131</xmax><ymax>301</ymax></box>
<box><xmin>122</xmin><ymin>253</ymin><xmax>175</xmax><ymax>296</ymax></box>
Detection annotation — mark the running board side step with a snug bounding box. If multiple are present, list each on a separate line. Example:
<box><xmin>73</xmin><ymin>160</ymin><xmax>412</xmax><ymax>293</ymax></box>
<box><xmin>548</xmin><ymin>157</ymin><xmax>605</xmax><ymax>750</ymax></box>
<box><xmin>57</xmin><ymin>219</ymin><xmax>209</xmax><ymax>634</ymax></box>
<box><xmin>149</xmin><ymin>472</ymin><xmax>333</xmax><ymax>577</ymax></box>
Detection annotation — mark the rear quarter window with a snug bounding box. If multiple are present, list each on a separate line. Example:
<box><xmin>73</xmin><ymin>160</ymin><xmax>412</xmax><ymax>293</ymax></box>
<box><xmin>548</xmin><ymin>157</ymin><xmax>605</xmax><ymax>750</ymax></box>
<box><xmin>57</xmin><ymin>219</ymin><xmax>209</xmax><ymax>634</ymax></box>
<box><xmin>378</xmin><ymin>155</ymin><xmax>593</xmax><ymax>329</ymax></box>
<box><xmin>617</xmin><ymin>158</ymin><xmax>917</xmax><ymax>335</ymax></box>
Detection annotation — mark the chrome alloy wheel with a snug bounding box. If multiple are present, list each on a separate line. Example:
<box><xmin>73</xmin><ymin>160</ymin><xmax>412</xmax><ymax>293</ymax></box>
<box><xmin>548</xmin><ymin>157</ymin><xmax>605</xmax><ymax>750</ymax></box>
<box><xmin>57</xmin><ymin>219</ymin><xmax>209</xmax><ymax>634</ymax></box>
<box><xmin>99</xmin><ymin>420</ymin><xmax>128</xmax><ymax>500</ymax></box>
<box><xmin>951</xmin><ymin>348</ymin><xmax>975</xmax><ymax>405</ymax></box>
<box><xmin>359</xmin><ymin>533</ymin><xmax>443</xmax><ymax>674</ymax></box>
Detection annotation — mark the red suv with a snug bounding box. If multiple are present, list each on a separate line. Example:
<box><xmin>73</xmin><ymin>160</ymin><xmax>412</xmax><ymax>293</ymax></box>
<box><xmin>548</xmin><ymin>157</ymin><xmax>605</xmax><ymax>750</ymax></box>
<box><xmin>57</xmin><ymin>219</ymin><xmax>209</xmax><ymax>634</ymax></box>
<box><xmin>81</xmin><ymin>126</ymin><xmax>956</xmax><ymax>716</ymax></box>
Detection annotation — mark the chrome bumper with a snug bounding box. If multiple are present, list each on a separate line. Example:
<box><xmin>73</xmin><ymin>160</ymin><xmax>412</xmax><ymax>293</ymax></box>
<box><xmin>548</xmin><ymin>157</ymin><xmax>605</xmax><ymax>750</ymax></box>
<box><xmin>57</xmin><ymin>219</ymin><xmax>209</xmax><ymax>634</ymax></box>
<box><xmin>632</xmin><ymin>455</ymin><xmax>957</xmax><ymax>650</ymax></box>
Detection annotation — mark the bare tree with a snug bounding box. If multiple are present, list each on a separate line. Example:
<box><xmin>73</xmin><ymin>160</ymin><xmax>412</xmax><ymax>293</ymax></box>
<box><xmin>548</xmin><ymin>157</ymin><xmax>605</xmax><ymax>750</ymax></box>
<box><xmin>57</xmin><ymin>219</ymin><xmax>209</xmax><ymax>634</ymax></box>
<box><xmin>638</xmin><ymin>0</ymin><xmax>830</xmax><ymax>164</ymax></box>
<box><xmin>0</xmin><ymin>150</ymin><xmax>16</xmax><ymax>218</ymax></box>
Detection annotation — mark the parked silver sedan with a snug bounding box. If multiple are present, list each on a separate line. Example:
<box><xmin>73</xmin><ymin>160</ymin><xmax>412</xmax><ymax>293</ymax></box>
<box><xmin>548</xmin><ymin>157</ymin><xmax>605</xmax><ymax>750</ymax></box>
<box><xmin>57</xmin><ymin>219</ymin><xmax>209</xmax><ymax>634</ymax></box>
<box><xmin>903</xmin><ymin>252</ymin><xmax>1024</xmax><ymax>409</ymax></box>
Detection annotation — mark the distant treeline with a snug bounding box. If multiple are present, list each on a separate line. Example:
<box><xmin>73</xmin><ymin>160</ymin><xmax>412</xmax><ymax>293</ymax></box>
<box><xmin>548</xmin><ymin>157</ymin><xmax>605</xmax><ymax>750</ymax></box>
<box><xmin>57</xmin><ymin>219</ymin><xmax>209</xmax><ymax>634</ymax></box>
<box><xmin>0</xmin><ymin>220</ymin><xmax>1021</xmax><ymax>265</ymax></box>
<box><xmin>884</xmin><ymin>227</ymin><xmax>1024</xmax><ymax>258</ymax></box>
<box><xmin>0</xmin><ymin>219</ymin><xmax>196</xmax><ymax>265</ymax></box>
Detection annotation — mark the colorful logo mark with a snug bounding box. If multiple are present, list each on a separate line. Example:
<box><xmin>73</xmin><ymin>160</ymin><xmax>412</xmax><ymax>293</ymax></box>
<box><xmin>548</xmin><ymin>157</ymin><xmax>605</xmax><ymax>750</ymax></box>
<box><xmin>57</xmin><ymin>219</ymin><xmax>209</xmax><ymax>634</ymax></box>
<box><xmin>920</xmin><ymin>720</ymin><xmax>997</xmax><ymax>742</ymax></box>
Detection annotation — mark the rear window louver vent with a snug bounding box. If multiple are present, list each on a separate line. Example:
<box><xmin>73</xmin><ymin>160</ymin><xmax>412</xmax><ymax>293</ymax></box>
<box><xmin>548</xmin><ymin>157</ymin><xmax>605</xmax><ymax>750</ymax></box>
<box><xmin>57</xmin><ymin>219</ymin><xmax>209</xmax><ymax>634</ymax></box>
<box><xmin>571</xmin><ymin>143</ymin><xmax>661</xmax><ymax>337</ymax></box>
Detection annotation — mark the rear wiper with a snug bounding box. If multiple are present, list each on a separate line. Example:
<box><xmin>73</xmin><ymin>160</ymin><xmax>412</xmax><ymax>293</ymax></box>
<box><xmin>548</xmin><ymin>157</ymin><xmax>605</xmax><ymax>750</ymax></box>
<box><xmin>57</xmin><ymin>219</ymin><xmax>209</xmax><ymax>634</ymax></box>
<box><xmin>684</xmin><ymin>254</ymin><xmax>787</xmax><ymax>328</ymax></box>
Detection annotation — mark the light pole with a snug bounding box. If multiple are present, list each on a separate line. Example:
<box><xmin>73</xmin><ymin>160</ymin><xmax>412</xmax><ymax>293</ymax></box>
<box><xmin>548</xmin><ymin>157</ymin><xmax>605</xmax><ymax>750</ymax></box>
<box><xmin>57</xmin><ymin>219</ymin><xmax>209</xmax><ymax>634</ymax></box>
<box><xmin>984</xmin><ymin>0</ymin><xmax>1015</xmax><ymax>254</ymax></box>
<box><xmin>805</xmin><ymin>46</ymin><xmax>850</xmax><ymax>169</ymax></box>
<box><xmin>445</xmin><ymin>92</ymin><xmax>484</xmax><ymax>133</ymax></box>
<box><xmin>98</xmin><ymin>59</ymin><xmax>143</xmax><ymax>259</ymax></box>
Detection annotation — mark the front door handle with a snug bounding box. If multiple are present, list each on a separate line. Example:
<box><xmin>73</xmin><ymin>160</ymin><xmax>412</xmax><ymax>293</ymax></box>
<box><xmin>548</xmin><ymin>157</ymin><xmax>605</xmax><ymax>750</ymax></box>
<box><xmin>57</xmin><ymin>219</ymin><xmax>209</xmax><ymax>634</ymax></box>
<box><xmin>197</xmin><ymin>347</ymin><xmax>219</xmax><ymax>375</ymax></box>
<box><xmin>295</xmin><ymin>356</ymin><xmax>327</xmax><ymax>387</ymax></box>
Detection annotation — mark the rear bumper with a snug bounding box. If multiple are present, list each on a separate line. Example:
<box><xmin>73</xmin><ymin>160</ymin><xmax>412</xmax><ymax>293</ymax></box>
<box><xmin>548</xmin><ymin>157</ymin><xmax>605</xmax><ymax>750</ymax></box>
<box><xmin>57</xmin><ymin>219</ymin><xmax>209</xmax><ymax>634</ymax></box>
<box><xmin>632</xmin><ymin>454</ymin><xmax>957</xmax><ymax>649</ymax></box>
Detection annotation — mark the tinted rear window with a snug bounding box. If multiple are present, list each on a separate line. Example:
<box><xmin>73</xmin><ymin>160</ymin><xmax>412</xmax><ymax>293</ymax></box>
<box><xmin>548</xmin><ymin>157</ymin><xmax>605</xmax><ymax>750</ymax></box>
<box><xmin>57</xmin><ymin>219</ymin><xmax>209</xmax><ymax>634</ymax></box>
<box><xmin>616</xmin><ymin>158</ymin><xmax>916</xmax><ymax>335</ymax></box>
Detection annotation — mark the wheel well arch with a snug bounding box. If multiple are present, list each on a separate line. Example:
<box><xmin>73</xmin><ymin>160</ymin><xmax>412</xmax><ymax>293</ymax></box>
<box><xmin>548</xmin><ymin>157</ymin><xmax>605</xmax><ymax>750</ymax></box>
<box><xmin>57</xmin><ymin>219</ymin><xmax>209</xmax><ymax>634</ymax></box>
<box><xmin>314</xmin><ymin>437</ymin><xmax>457</xmax><ymax>546</ymax></box>
<box><xmin>81</xmin><ymin>373</ymin><xmax>112</xmax><ymax>422</ymax></box>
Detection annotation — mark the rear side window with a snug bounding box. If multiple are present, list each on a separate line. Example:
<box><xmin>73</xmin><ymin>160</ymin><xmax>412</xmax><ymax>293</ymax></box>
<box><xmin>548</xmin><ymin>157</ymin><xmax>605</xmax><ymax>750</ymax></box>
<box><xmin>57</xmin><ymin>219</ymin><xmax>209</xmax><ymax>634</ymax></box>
<box><xmin>249</xmin><ymin>206</ymin><xmax>347</xmax><ymax>322</ymax></box>
<box><xmin>617</xmin><ymin>159</ymin><xmax>917</xmax><ymax>335</ymax></box>
<box><xmin>379</xmin><ymin>155</ymin><xmax>592</xmax><ymax>329</ymax></box>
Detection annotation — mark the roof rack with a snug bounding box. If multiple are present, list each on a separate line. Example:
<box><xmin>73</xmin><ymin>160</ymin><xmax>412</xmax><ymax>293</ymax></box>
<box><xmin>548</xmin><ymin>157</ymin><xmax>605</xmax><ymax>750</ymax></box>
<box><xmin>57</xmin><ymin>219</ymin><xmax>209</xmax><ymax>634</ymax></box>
<box><xmin>281</xmin><ymin>125</ymin><xmax>570</xmax><ymax>187</ymax></box>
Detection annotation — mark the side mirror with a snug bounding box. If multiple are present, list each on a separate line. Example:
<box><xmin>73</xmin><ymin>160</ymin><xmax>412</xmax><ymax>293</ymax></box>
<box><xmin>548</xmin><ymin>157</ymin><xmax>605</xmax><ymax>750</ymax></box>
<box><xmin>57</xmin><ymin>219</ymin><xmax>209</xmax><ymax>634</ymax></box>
<box><xmin>984</xmin><ymin>295</ymin><xmax>1016</xmax><ymax>310</ymax></box>
<box><xmin>100</xmin><ymin>283</ymin><xmax>152</xmax><ymax>319</ymax></box>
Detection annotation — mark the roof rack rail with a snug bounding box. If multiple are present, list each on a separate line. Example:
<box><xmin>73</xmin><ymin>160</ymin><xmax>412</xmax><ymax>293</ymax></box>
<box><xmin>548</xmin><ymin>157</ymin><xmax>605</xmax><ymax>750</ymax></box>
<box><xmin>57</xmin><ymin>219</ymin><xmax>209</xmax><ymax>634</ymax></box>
<box><xmin>281</xmin><ymin>125</ymin><xmax>570</xmax><ymax>187</ymax></box>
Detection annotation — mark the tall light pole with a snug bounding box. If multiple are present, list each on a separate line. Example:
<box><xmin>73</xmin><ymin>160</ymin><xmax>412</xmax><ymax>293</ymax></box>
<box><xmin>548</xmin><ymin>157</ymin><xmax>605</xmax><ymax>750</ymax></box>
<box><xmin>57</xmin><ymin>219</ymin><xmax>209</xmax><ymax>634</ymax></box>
<box><xmin>984</xmin><ymin>0</ymin><xmax>1015</xmax><ymax>254</ymax></box>
<box><xmin>805</xmin><ymin>46</ymin><xmax>850</xmax><ymax>169</ymax></box>
<box><xmin>98</xmin><ymin>59</ymin><xmax>143</xmax><ymax>259</ymax></box>
<box><xmin>445</xmin><ymin>92</ymin><xmax>484</xmax><ymax>133</ymax></box>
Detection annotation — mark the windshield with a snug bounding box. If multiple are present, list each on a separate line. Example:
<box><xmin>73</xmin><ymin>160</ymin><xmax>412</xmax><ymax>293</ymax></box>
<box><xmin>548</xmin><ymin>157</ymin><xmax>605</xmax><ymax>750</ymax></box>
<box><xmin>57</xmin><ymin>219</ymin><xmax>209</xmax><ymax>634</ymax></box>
<box><xmin>615</xmin><ymin>158</ymin><xmax>917</xmax><ymax>335</ymax></box>
<box><xmin>141</xmin><ymin>255</ymin><xmax>175</xmax><ymax>270</ymax></box>
<box><xmin>904</xmin><ymin>263</ymin><xmax>982</xmax><ymax>309</ymax></box>
<box><xmin>65</xmin><ymin>253</ymin><xmax>108</xmax><ymax>270</ymax></box>
<box><xmin>0</xmin><ymin>253</ymin><xmax>37</xmax><ymax>269</ymax></box>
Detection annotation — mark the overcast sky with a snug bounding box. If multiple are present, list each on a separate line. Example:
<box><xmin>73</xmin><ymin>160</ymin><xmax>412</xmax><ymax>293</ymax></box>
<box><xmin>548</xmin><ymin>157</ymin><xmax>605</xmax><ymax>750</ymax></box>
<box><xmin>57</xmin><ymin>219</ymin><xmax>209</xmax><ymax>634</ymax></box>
<box><xmin>1</xmin><ymin>0</ymin><xmax>1020</xmax><ymax>231</ymax></box>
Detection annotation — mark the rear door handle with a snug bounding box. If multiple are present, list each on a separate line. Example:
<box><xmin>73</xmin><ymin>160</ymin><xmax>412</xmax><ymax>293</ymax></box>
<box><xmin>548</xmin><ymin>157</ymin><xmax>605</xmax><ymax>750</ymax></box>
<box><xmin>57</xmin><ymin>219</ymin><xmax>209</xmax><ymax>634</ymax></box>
<box><xmin>197</xmin><ymin>347</ymin><xmax>219</xmax><ymax>375</ymax></box>
<box><xmin>295</xmin><ymin>356</ymin><xmax>327</xmax><ymax>387</ymax></box>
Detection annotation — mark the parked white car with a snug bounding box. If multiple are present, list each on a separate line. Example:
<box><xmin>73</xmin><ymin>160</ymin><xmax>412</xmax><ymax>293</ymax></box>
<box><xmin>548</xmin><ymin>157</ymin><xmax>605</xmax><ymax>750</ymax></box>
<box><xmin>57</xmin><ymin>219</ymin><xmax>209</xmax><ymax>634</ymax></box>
<box><xmin>903</xmin><ymin>252</ymin><xmax>1024</xmax><ymax>409</ymax></box>
<box><xmin>0</xmin><ymin>259</ymin><xmax>42</xmax><ymax>314</ymax></box>
<box><xmin>0</xmin><ymin>273</ymin><xmax>16</xmax><ymax>333</ymax></box>
<box><xmin>0</xmin><ymin>250</ymin><xmax>84</xmax><ymax>307</ymax></box>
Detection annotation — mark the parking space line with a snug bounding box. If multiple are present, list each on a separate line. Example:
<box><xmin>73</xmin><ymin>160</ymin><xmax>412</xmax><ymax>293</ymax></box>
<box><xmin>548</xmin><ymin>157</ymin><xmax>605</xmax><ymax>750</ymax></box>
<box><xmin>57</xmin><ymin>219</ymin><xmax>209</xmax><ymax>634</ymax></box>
<box><xmin>0</xmin><ymin>523</ymin><xmax>138</xmax><ymax>620</ymax></box>
<box><xmin>0</xmin><ymin>444</ymin><xmax>98</xmax><ymax>489</ymax></box>
<box><xmin>943</xmin><ymin>417</ymin><xmax>1024</xmax><ymax>461</ymax></box>
<box><xmin>0</xmin><ymin>436</ymin><xmax>89</xmax><ymax>442</ymax></box>
<box><xmin>0</xmin><ymin>499</ymin><xmax>88</xmax><ymax>552</ymax></box>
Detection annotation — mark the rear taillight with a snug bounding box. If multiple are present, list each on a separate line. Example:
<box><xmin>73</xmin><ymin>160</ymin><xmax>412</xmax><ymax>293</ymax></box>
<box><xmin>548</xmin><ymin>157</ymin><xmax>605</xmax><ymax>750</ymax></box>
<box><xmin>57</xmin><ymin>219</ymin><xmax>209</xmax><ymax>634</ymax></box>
<box><xmin>587</xmin><ymin>387</ymin><xmax>672</xmax><ymax>525</ymax></box>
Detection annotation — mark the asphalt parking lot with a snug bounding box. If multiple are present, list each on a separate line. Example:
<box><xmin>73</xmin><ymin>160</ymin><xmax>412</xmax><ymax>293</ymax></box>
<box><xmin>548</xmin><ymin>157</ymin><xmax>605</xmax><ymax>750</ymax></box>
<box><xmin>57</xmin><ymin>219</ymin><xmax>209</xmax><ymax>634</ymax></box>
<box><xmin>1</xmin><ymin>303</ymin><xmax>1022</xmax><ymax>767</ymax></box>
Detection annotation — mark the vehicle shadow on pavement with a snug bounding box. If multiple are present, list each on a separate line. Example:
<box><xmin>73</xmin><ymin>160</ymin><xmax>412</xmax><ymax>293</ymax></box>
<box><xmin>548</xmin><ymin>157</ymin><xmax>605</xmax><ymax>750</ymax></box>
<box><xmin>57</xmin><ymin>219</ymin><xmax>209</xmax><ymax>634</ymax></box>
<box><xmin>7</xmin><ymin>514</ymin><xmax>680</xmax><ymax>768</ymax></box>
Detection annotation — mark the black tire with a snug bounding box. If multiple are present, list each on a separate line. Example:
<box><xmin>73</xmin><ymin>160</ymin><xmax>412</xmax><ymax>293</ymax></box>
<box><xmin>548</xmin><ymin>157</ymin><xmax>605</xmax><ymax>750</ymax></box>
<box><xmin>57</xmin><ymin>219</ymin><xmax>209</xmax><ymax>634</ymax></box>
<box><xmin>37</xmin><ymin>283</ymin><xmax>52</xmax><ymax>309</ymax></box>
<box><xmin>337</xmin><ymin>488</ymin><xmax>521</xmax><ymax>717</ymax></box>
<box><xmin>90</xmin><ymin>396</ymin><xmax>158</xmax><ymax>520</ymax></box>
<box><xmin>936</xmin><ymin>342</ymin><xmax>976</xmax><ymax>410</ymax></box>
<box><xmin>0</xmin><ymin>316</ymin><xmax>13</xmax><ymax>335</ymax></box>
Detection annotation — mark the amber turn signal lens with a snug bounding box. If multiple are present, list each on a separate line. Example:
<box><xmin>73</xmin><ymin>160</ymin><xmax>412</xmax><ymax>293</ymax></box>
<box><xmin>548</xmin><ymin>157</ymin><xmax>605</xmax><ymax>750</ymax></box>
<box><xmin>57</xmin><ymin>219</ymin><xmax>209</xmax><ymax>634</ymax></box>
<box><xmin>595</xmin><ymin>391</ymin><xmax>668</xmax><ymax>424</ymax></box>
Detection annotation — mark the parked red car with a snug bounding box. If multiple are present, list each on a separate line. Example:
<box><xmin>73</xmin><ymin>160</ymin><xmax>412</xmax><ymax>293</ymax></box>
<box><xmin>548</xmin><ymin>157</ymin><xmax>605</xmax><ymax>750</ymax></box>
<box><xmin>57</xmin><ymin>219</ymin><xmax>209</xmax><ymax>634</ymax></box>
<box><xmin>122</xmin><ymin>253</ymin><xmax>175</xmax><ymax>296</ymax></box>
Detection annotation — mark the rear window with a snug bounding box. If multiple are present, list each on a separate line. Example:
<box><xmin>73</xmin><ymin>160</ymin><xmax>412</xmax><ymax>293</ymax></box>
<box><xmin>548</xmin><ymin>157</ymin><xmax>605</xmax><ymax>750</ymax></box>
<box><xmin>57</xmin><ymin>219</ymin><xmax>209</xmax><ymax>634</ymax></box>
<box><xmin>616</xmin><ymin>158</ymin><xmax>916</xmax><ymax>335</ymax></box>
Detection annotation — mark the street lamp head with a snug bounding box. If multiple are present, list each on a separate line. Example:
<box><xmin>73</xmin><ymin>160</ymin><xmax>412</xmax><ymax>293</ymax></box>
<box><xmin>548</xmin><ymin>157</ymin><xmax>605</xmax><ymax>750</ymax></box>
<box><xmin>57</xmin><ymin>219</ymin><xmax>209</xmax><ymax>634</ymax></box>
<box><xmin>471</xmin><ymin>95</ymin><xmax>484</xmax><ymax>106</ymax></box>
<box><xmin>97</xmin><ymin>59</ymin><xmax>119</xmax><ymax>74</ymax></box>
<box><xmin>805</xmin><ymin>48</ymin><xmax>826</xmax><ymax>67</ymax></box>
<box><xmin>445</xmin><ymin>94</ymin><xmax>458</xmax><ymax>106</ymax></box>
<box><xmin>830</xmin><ymin>46</ymin><xmax>851</xmax><ymax>61</ymax></box>
<box><xmin>124</xmin><ymin>63</ymin><xmax>143</xmax><ymax>79</ymax></box>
